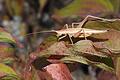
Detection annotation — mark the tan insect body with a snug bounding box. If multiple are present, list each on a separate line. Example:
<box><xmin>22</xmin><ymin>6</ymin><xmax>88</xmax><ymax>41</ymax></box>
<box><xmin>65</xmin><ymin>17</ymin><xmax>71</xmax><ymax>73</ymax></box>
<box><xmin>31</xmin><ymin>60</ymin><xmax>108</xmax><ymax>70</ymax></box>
<box><xmin>55</xmin><ymin>28</ymin><xmax>107</xmax><ymax>34</ymax></box>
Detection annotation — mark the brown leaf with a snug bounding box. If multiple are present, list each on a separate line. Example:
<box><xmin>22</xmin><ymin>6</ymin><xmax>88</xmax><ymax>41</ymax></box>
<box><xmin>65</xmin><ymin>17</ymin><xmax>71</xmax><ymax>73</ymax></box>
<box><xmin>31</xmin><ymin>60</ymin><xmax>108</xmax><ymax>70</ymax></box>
<box><xmin>31</xmin><ymin>41</ymin><xmax>70</xmax><ymax>69</ymax></box>
<box><xmin>0</xmin><ymin>43</ymin><xmax>15</xmax><ymax>61</ymax></box>
<box><xmin>35</xmin><ymin>35</ymin><xmax>57</xmax><ymax>52</ymax></box>
<box><xmin>83</xmin><ymin>20</ymin><xmax>120</xmax><ymax>56</ymax></box>
<box><xmin>34</xmin><ymin>41</ymin><xmax>70</xmax><ymax>58</ymax></box>
<box><xmin>89</xmin><ymin>29</ymin><xmax>120</xmax><ymax>57</ymax></box>
<box><xmin>70</xmin><ymin>40</ymin><xmax>109</xmax><ymax>57</ymax></box>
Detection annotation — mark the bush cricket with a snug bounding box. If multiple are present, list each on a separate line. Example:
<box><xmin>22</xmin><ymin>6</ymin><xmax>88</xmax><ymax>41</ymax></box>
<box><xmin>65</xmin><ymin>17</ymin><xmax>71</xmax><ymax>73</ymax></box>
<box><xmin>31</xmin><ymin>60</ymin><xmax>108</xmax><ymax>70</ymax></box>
<box><xmin>26</xmin><ymin>15</ymin><xmax>119</xmax><ymax>44</ymax></box>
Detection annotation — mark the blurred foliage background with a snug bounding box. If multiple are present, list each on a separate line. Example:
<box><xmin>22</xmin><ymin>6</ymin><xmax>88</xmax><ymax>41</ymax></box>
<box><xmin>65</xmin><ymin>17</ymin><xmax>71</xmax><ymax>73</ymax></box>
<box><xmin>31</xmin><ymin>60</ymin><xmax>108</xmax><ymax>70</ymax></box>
<box><xmin>0</xmin><ymin>0</ymin><xmax>120</xmax><ymax>80</ymax></box>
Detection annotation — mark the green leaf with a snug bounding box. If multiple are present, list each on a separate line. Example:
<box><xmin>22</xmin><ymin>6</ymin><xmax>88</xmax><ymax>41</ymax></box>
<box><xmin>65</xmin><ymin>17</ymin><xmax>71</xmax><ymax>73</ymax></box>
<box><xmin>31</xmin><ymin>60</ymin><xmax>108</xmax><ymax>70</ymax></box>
<box><xmin>56</xmin><ymin>0</ymin><xmax>113</xmax><ymax>17</ymax></box>
<box><xmin>0</xmin><ymin>75</ymin><xmax>20</xmax><ymax>80</ymax></box>
<box><xmin>0</xmin><ymin>28</ymin><xmax>16</xmax><ymax>45</ymax></box>
<box><xmin>1</xmin><ymin>58</ymin><xmax>15</xmax><ymax>65</ymax></box>
<box><xmin>84</xmin><ymin>20</ymin><xmax>120</xmax><ymax>31</ymax></box>
<box><xmin>61</xmin><ymin>55</ymin><xmax>114</xmax><ymax>72</ymax></box>
<box><xmin>110</xmin><ymin>0</ymin><xmax>120</xmax><ymax>13</ymax></box>
<box><xmin>5</xmin><ymin>0</ymin><xmax>23</xmax><ymax>16</ymax></box>
<box><xmin>115</xmin><ymin>57</ymin><xmax>120</xmax><ymax>79</ymax></box>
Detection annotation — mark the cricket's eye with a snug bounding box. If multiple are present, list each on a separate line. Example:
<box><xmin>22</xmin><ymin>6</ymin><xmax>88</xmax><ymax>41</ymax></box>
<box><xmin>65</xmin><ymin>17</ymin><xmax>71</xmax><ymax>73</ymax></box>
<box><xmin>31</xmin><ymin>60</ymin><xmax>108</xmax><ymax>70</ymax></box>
<box><xmin>107</xmin><ymin>29</ymin><xmax>110</xmax><ymax>31</ymax></box>
<box><xmin>60</xmin><ymin>34</ymin><xmax>65</xmax><ymax>37</ymax></box>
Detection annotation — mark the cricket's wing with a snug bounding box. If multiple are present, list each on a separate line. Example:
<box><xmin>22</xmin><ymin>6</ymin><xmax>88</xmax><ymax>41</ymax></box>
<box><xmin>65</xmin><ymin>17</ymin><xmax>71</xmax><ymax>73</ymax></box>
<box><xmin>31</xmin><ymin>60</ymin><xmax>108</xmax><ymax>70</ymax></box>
<box><xmin>73</xmin><ymin>28</ymin><xmax>108</xmax><ymax>38</ymax></box>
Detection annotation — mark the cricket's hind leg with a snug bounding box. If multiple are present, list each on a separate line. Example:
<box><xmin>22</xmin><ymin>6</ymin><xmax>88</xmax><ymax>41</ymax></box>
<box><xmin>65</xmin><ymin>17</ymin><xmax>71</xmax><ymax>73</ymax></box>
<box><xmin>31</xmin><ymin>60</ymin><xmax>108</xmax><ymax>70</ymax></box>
<box><xmin>71</xmin><ymin>23</ymin><xmax>81</xmax><ymax>28</ymax></box>
<box><xmin>70</xmin><ymin>15</ymin><xmax>90</xmax><ymax>29</ymax></box>
<box><xmin>73</xmin><ymin>15</ymin><xmax>120</xmax><ymax>28</ymax></box>
<box><xmin>85</xmin><ymin>15</ymin><xmax>119</xmax><ymax>22</ymax></box>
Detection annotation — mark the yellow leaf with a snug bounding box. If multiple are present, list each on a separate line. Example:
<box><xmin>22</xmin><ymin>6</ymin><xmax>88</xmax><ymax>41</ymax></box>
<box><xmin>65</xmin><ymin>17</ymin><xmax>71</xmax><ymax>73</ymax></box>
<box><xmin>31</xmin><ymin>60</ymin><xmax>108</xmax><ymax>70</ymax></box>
<box><xmin>0</xmin><ymin>63</ymin><xmax>16</xmax><ymax>75</ymax></box>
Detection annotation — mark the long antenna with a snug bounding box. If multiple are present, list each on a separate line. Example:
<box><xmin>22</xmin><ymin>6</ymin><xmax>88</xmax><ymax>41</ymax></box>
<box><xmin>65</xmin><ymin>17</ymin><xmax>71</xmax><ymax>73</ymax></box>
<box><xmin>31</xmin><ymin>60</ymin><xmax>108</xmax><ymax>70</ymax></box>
<box><xmin>25</xmin><ymin>30</ymin><xmax>56</xmax><ymax>36</ymax></box>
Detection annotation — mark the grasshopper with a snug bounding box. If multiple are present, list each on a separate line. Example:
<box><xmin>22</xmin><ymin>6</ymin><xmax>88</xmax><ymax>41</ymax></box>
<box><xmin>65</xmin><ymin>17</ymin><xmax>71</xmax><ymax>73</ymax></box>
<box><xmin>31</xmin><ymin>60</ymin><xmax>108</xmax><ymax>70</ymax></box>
<box><xmin>27</xmin><ymin>15</ymin><xmax>119</xmax><ymax>44</ymax></box>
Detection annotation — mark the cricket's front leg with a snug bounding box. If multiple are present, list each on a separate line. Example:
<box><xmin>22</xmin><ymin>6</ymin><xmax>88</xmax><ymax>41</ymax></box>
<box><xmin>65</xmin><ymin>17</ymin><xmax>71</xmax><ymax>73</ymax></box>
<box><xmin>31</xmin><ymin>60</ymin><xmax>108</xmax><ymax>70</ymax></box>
<box><xmin>58</xmin><ymin>34</ymin><xmax>67</xmax><ymax>40</ymax></box>
<box><xmin>58</xmin><ymin>34</ymin><xmax>74</xmax><ymax>44</ymax></box>
<box><xmin>65</xmin><ymin>24</ymin><xmax>74</xmax><ymax>44</ymax></box>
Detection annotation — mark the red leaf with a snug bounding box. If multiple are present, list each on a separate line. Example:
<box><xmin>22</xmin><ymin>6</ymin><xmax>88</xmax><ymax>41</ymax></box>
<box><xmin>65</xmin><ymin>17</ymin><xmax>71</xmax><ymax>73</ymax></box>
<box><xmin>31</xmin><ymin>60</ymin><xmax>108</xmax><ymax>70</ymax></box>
<box><xmin>0</xmin><ymin>72</ymin><xmax>6</xmax><ymax>78</ymax></box>
<box><xmin>44</xmin><ymin>63</ymin><xmax>72</xmax><ymax>80</ymax></box>
<box><xmin>97</xmin><ymin>70</ymin><xmax>117</xmax><ymax>80</ymax></box>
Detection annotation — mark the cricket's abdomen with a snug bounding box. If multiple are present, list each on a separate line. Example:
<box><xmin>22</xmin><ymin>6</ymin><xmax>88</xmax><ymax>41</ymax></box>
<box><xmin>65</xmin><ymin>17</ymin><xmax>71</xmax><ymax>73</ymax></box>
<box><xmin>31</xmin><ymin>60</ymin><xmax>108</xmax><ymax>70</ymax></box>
<box><xmin>56</xmin><ymin>28</ymin><xmax>108</xmax><ymax>34</ymax></box>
